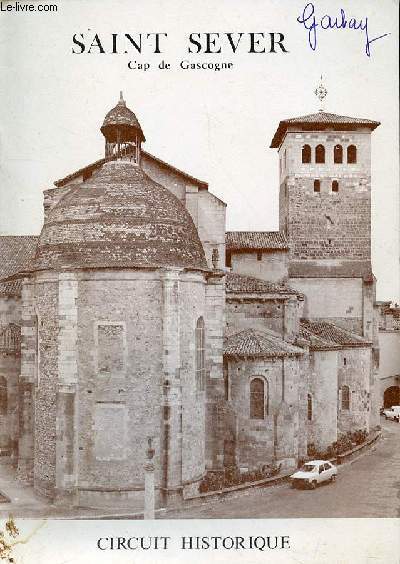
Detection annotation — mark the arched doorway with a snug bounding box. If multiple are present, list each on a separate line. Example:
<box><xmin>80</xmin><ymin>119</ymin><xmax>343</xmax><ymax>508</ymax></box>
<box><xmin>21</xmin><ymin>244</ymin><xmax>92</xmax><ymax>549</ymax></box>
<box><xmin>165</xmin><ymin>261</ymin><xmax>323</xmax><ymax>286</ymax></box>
<box><xmin>383</xmin><ymin>386</ymin><xmax>400</xmax><ymax>408</ymax></box>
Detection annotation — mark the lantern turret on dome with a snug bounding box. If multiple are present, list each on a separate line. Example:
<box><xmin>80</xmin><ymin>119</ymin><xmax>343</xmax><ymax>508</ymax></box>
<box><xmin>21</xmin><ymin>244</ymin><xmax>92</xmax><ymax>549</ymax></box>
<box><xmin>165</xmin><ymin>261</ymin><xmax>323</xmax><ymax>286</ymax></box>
<box><xmin>101</xmin><ymin>92</ymin><xmax>145</xmax><ymax>164</ymax></box>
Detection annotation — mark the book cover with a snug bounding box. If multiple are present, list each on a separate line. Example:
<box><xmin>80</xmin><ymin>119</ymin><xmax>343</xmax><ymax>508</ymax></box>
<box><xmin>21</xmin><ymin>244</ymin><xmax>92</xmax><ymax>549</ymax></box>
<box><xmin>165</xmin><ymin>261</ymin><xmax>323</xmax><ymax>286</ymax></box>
<box><xmin>0</xmin><ymin>0</ymin><xmax>398</xmax><ymax>562</ymax></box>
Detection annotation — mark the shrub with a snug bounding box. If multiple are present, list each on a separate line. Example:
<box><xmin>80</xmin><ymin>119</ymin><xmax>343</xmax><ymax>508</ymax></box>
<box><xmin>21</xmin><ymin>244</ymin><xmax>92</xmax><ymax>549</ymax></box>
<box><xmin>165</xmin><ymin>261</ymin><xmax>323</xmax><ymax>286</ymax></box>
<box><xmin>198</xmin><ymin>462</ymin><xmax>282</xmax><ymax>493</ymax></box>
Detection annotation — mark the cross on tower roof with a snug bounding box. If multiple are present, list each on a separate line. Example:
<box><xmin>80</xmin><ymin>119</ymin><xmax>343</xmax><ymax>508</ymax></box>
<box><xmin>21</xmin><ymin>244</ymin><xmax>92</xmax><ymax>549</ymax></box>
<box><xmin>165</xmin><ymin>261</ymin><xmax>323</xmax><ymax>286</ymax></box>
<box><xmin>314</xmin><ymin>75</ymin><xmax>328</xmax><ymax>112</ymax></box>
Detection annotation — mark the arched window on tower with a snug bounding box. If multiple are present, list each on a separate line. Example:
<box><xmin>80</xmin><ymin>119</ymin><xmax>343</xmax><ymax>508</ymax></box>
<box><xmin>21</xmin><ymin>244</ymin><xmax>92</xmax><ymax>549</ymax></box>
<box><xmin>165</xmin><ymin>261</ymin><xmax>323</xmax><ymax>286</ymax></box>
<box><xmin>314</xmin><ymin>179</ymin><xmax>321</xmax><ymax>192</ymax></box>
<box><xmin>334</xmin><ymin>144</ymin><xmax>343</xmax><ymax>163</ymax></box>
<box><xmin>307</xmin><ymin>393</ymin><xmax>313</xmax><ymax>421</ymax></box>
<box><xmin>0</xmin><ymin>376</ymin><xmax>7</xmax><ymax>416</ymax></box>
<box><xmin>195</xmin><ymin>317</ymin><xmax>205</xmax><ymax>391</ymax></box>
<box><xmin>315</xmin><ymin>144</ymin><xmax>325</xmax><ymax>164</ymax></box>
<box><xmin>341</xmin><ymin>385</ymin><xmax>350</xmax><ymax>410</ymax></box>
<box><xmin>250</xmin><ymin>378</ymin><xmax>265</xmax><ymax>419</ymax></box>
<box><xmin>302</xmin><ymin>144</ymin><xmax>311</xmax><ymax>163</ymax></box>
<box><xmin>347</xmin><ymin>145</ymin><xmax>357</xmax><ymax>163</ymax></box>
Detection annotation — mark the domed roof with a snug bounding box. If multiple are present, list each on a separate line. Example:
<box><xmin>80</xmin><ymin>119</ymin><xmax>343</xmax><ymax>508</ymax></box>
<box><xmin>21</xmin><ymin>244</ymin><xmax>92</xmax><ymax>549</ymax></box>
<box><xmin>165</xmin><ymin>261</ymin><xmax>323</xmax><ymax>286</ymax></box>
<box><xmin>35</xmin><ymin>161</ymin><xmax>208</xmax><ymax>272</ymax></box>
<box><xmin>101</xmin><ymin>94</ymin><xmax>145</xmax><ymax>141</ymax></box>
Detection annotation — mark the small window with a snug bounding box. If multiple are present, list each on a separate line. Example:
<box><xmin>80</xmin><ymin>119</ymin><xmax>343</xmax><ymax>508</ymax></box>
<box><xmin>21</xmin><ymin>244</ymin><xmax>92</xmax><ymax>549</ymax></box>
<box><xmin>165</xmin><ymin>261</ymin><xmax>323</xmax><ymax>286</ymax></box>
<box><xmin>302</xmin><ymin>144</ymin><xmax>311</xmax><ymax>164</ymax></box>
<box><xmin>332</xmin><ymin>180</ymin><xmax>339</xmax><ymax>192</ymax></box>
<box><xmin>342</xmin><ymin>385</ymin><xmax>350</xmax><ymax>410</ymax></box>
<box><xmin>343</xmin><ymin>357</ymin><xmax>347</xmax><ymax>366</ymax></box>
<box><xmin>307</xmin><ymin>393</ymin><xmax>312</xmax><ymax>421</ymax></box>
<box><xmin>257</xmin><ymin>251</ymin><xmax>262</xmax><ymax>261</ymax></box>
<box><xmin>195</xmin><ymin>317</ymin><xmax>206</xmax><ymax>391</ymax></box>
<box><xmin>211</xmin><ymin>248</ymin><xmax>219</xmax><ymax>269</ymax></box>
<box><xmin>315</xmin><ymin>144</ymin><xmax>325</xmax><ymax>164</ymax></box>
<box><xmin>0</xmin><ymin>376</ymin><xmax>7</xmax><ymax>416</ymax></box>
<box><xmin>347</xmin><ymin>145</ymin><xmax>357</xmax><ymax>164</ymax></box>
<box><xmin>314</xmin><ymin>179</ymin><xmax>321</xmax><ymax>192</ymax></box>
<box><xmin>334</xmin><ymin>145</ymin><xmax>343</xmax><ymax>163</ymax></box>
<box><xmin>250</xmin><ymin>378</ymin><xmax>265</xmax><ymax>419</ymax></box>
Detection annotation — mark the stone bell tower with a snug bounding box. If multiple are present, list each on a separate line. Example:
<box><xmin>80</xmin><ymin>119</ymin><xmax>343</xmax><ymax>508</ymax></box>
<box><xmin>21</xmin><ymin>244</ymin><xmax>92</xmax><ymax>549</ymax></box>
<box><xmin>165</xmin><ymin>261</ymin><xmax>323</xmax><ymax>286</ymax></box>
<box><xmin>270</xmin><ymin>78</ymin><xmax>380</xmax><ymax>339</ymax></box>
<box><xmin>101</xmin><ymin>91</ymin><xmax>145</xmax><ymax>163</ymax></box>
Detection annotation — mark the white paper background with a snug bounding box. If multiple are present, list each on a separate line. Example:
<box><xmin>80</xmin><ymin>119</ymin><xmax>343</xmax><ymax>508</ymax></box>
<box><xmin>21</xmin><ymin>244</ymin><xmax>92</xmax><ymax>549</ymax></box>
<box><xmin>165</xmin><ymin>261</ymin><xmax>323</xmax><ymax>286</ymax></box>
<box><xmin>0</xmin><ymin>518</ymin><xmax>398</xmax><ymax>563</ymax></box>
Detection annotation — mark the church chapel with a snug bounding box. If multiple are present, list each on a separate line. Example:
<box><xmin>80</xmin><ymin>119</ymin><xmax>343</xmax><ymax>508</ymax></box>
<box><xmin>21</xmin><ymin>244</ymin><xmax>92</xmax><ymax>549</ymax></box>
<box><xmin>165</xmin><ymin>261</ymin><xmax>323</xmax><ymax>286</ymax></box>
<box><xmin>0</xmin><ymin>91</ymin><xmax>381</xmax><ymax>510</ymax></box>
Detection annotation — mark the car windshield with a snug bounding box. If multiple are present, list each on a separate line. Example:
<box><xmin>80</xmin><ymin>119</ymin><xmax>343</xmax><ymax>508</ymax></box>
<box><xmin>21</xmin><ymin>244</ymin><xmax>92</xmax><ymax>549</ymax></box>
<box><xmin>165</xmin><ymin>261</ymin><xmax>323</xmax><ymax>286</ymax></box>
<box><xmin>300</xmin><ymin>465</ymin><xmax>315</xmax><ymax>472</ymax></box>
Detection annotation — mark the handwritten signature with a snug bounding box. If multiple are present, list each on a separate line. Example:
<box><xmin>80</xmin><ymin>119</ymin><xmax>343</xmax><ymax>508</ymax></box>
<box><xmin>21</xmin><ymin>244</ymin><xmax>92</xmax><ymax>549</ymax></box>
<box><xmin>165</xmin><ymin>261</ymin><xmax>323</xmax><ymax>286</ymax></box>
<box><xmin>297</xmin><ymin>3</ymin><xmax>389</xmax><ymax>57</ymax></box>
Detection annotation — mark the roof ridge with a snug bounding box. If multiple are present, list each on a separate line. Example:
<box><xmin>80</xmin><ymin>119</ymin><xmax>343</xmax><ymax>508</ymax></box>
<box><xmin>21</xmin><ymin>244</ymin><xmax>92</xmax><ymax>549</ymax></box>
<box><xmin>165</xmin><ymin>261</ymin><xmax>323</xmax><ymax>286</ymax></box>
<box><xmin>283</xmin><ymin>111</ymin><xmax>379</xmax><ymax>123</ymax></box>
<box><xmin>53</xmin><ymin>150</ymin><xmax>209</xmax><ymax>189</ymax></box>
<box><xmin>300</xmin><ymin>319</ymin><xmax>371</xmax><ymax>347</ymax></box>
<box><xmin>225</xmin><ymin>271</ymin><xmax>301</xmax><ymax>296</ymax></box>
<box><xmin>270</xmin><ymin>111</ymin><xmax>380</xmax><ymax>148</ymax></box>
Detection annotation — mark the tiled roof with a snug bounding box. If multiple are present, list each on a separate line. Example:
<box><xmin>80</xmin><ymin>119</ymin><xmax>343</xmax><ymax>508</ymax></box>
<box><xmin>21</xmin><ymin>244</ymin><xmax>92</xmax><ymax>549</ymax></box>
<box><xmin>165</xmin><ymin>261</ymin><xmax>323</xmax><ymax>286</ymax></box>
<box><xmin>226</xmin><ymin>272</ymin><xmax>300</xmax><ymax>296</ymax></box>
<box><xmin>101</xmin><ymin>96</ymin><xmax>145</xmax><ymax>141</ymax></box>
<box><xmin>36</xmin><ymin>161</ymin><xmax>208</xmax><ymax>272</ymax></box>
<box><xmin>226</xmin><ymin>231</ymin><xmax>288</xmax><ymax>251</ymax></box>
<box><xmin>224</xmin><ymin>328</ymin><xmax>304</xmax><ymax>358</ymax></box>
<box><xmin>0</xmin><ymin>279</ymin><xmax>23</xmax><ymax>297</ymax></box>
<box><xmin>54</xmin><ymin>157</ymin><xmax>108</xmax><ymax>187</ymax></box>
<box><xmin>270</xmin><ymin>111</ymin><xmax>380</xmax><ymax>148</ymax></box>
<box><xmin>54</xmin><ymin>151</ymin><xmax>209</xmax><ymax>189</ymax></box>
<box><xmin>0</xmin><ymin>236</ymin><xmax>38</xmax><ymax>281</ymax></box>
<box><xmin>300</xmin><ymin>320</ymin><xmax>371</xmax><ymax>350</ymax></box>
<box><xmin>383</xmin><ymin>305</ymin><xmax>400</xmax><ymax>319</ymax></box>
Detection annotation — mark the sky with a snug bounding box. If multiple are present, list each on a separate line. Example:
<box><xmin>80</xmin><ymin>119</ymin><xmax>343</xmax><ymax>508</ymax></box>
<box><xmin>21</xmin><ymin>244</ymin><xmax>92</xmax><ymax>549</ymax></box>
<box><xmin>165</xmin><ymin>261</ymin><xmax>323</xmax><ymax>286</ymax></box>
<box><xmin>0</xmin><ymin>0</ymin><xmax>398</xmax><ymax>301</ymax></box>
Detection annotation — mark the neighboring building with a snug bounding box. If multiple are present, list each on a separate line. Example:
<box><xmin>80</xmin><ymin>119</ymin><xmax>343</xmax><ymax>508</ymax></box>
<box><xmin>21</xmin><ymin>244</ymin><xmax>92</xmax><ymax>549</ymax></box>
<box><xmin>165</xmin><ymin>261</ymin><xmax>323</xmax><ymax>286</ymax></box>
<box><xmin>376</xmin><ymin>301</ymin><xmax>400</xmax><ymax>408</ymax></box>
<box><xmin>0</xmin><ymin>92</ymin><xmax>389</xmax><ymax>511</ymax></box>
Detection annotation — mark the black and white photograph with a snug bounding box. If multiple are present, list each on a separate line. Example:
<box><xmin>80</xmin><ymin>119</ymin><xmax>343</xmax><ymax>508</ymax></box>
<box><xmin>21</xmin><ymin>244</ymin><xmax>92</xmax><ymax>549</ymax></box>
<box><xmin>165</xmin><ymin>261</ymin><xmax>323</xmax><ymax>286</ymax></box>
<box><xmin>0</xmin><ymin>0</ymin><xmax>398</xmax><ymax>562</ymax></box>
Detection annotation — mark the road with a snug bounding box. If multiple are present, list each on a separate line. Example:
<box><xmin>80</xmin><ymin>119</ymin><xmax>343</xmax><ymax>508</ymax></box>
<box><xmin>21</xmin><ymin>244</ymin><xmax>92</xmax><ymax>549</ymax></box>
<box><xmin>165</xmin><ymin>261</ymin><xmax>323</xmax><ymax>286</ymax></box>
<box><xmin>165</xmin><ymin>419</ymin><xmax>400</xmax><ymax>518</ymax></box>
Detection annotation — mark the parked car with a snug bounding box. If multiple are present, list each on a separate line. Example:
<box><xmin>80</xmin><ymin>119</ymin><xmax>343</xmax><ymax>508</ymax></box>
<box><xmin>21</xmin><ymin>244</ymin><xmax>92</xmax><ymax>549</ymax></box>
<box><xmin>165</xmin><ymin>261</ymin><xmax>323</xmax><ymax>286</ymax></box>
<box><xmin>290</xmin><ymin>460</ymin><xmax>338</xmax><ymax>489</ymax></box>
<box><xmin>383</xmin><ymin>406</ymin><xmax>400</xmax><ymax>422</ymax></box>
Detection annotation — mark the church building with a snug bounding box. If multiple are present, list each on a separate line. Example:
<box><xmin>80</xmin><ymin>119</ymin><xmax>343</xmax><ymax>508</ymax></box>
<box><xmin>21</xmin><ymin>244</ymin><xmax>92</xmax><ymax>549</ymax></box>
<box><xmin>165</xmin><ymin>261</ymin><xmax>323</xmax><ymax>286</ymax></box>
<box><xmin>0</xmin><ymin>90</ymin><xmax>382</xmax><ymax>510</ymax></box>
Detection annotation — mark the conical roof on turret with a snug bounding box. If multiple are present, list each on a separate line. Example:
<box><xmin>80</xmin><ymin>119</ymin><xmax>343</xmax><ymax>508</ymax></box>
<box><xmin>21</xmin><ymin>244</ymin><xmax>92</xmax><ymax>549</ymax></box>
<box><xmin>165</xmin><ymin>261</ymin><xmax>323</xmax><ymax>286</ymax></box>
<box><xmin>101</xmin><ymin>92</ymin><xmax>145</xmax><ymax>141</ymax></box>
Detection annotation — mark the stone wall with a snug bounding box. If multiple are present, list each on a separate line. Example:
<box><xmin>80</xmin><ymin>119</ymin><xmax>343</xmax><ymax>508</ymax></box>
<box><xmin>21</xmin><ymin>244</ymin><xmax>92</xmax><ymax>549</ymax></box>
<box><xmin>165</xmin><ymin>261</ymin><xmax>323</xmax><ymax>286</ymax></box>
<box><xmin>338</xmin><ymin>347</ymin><xmax>371</xmax><ymax>434</ymax></box>
<box><xmin>17</xmin><ymin>278</ymin><xmax>37</xmax><ymax>483</ymax></box>
<box><xmin>225</xmin><ymin>355</ymin><xmax>304</xmax><ymax>471</ymax></box>
<box><xmin>226</xmin><ymin>295</ymin><xmax>302</xmax><ymax>342</ymax></box>
<box><xmin>34</xmin><ymin>276</ymin><xmax>59</xmax><ymax>497</ymax></box>
<box><xmin>307</xmin><ymin>350</ymin><xmax>338</xmax><ymax>451</ymax></box>
<box><xmin>178</xmin><ymin>272</ymin><xmax>208</xmax><ymax>499</ymax></box>
<box><xmin>76</xmin><ymin>271</ymin><xmax>163</xmax><ymax>508</ymax></box>
<box><xmin>142</xmin><ymin>153</ymin><xmax>189</xmax><ymax>203</ymax></box>
<box><xmin>186</xmin><ymin>191</ymin><xmax>226</xmax><ymax>270</ymax></box>
<box><xmin>203</xmin><ymin>272</ymin><xmax>226</xmax><ymax>481</ymax></box>
<box><xmin>72</xmin><ymin>269</ymin><xmax>208</xmax><ymax>509</ymax></box>
<box><xmin>279</xmin><ymin>130</ymin><xmax>371</xmax><ymax>264</ymax></box>
<box><xmin>226</xmin><ymin>299</ymin><xmax>285</xmax><ymax>336</ymax></box>
<box><xmin>290</xmin><ymin>277</ymin><xmax>363</xmax><ymax>333</ymax></box>
<box><xmin>229</xmin><ymin>250</ymin><xmax>288</xmax><ymax>283</ymax></box>
<box><xmin>0</xmin><ymin>296</ymin><xmax>21</xmax><ymax>457</ymax></box>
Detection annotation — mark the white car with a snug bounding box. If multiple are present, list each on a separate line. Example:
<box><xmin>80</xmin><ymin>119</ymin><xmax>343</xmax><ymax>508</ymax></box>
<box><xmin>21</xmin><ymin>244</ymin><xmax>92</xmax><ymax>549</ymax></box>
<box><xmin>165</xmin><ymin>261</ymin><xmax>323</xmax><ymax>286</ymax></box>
<box><xmin>290</xmin><ymin>460</ymin><xmax>338</xmax><ymax>489</ymax></box>
<box><xmin>383</xmin><ymin>406</ymin><xmax>400</xmax><ymax>422</ymax></box>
